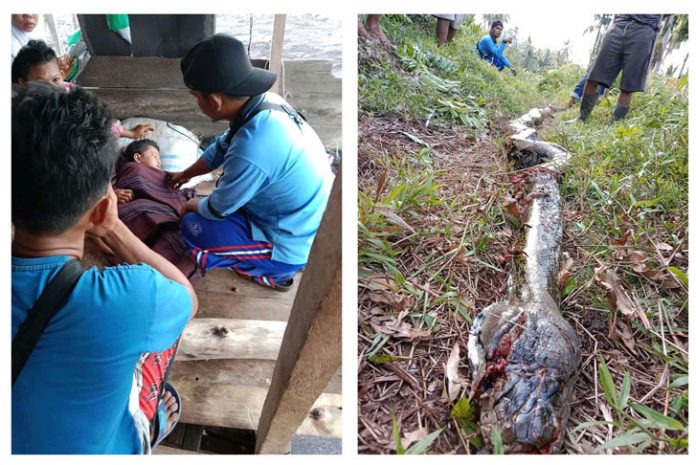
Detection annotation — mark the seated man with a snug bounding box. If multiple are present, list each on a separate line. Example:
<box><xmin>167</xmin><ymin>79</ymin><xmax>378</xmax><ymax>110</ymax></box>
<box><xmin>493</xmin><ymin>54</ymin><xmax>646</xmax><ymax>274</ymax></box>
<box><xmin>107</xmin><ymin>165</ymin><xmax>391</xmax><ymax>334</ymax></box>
<box><xmin>12</xmin><ymin>82</ymin><xmax>198</xmax><ymax>453</ymax></box>
<box><xmin>112</xmin><ymin>139</ymin><xmax>200</xmax><ymax>282</ymax></box>
<box><xmin>170</xmin><ymin>34</ymin><xmax>335</xmax><ymax>291</ymax></box>
<box><xmin>476</xmin><ymin>20</ymin><xmax>516</xmax><ymax>75</ymax></box>
<box><xmin>12</xmin><ymin>39</ymin><xmax>154</xmax><ymax>140</ymax></box>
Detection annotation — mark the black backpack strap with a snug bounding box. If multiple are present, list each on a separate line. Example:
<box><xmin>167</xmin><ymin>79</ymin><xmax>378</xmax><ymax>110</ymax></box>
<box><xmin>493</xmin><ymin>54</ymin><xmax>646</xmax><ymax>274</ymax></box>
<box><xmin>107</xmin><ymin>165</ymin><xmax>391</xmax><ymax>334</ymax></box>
<box><xmin>12</xmin><ymin>259</ymin><xmax>85</xmax><ymax>386</ymax></box>
<box><xmin>223</xmin><ymin>95</ymin><xmax>307</xmax><ymax>146</ymax></box>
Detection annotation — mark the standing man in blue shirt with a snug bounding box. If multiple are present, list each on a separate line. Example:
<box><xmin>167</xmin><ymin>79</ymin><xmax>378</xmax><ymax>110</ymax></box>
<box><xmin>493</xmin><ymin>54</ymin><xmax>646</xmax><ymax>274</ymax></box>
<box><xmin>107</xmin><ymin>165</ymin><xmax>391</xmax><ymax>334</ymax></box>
<box><xmin>170</xmin><ymin>34</ymin><xmax>335</xmax><ymax>291</ymax></box>
<box><xmin>476</xmin><ymin>20</ymin><xmax>517</xmax><ymax>75</ymax></box>
<box><xmin>12</xmin><ymin>83</ymin><xmax>198</xmax><ymax>453</ymax></box>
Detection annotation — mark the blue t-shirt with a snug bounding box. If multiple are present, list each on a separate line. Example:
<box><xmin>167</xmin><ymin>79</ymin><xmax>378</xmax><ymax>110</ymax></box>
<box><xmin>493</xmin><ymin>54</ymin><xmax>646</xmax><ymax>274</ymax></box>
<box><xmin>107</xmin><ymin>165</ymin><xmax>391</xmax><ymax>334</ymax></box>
<box><xmin>197</xmin><ymin>92</ymin><xmax>335</xmax><ymax>265</ymax></box>
<box><xmin>12</xmin><ymin>255</ymin><xmax>192</xmax><ymax>454</ymax></box>
<box><xmin>476</xmin><ymin>34</ymin><xmax>512</xmax><ymax>69</ymax></box>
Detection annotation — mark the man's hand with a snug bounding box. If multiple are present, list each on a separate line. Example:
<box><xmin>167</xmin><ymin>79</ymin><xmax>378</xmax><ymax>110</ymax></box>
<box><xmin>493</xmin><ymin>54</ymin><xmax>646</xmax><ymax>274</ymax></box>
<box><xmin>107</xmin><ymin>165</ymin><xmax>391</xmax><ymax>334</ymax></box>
<box><xmin>86</xmin><ymin>185</ymin><xmax>120</xmax><ymax>238</ymax></box>
<box><xmin>504</xmin><ymin>37</ymin><xmax>513</xmax><ymax>44</ymax></box>
<box><xmin>180</xmin><ymin>198</ymin><xmax>200</xmax><ymax>217</ymax></box>
<box><xmin>115</xmin><ymin>188</ymin><xmax>134</xmax><ymax>204</ymax></box>
<box><xmin>510</xmin><ymin>68</ymin><xmax>518</xmax><ymax>76</ymax></box>
<box><xmin>168</xmin><ymin>171</ymin><xmax>192</xmax><ymax>189</ymax></box>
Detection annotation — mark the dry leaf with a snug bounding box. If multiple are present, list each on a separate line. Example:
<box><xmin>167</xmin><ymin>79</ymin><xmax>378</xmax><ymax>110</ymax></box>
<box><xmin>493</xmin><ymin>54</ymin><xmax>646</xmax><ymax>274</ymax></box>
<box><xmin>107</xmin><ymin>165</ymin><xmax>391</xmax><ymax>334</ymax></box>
<box><xmin>615</xmin><ymin>320</ymin><xmax>636</xmax><ymax>353</ymax></box>
<box><xmin>503</xmin><ymin>197</ymin><xmax>523</xmax><ymax>223</ymax></box>
<box><xmin>402</xmin><ymin>426</ymin><xmax>428</xmax><ymax>449</ymax></box>
<box><xmin>558</xmin><ymin>252</ymin><xmax>574</xmax><ymax>288</ymax></box>
<box><xmin>612</xmin><ymin>248</ymin><xmax>627</xmax><ymax>261</ymax></box>
<box><xmin>595</xmin><ymin>267</ymin><xmax>651</xmax><ymax>329</ymax></box>
<box><xmin>376</xmin><ymin>207</ymin><xmax>417</xmax><ymax>234</ymax></box>
<box><xmin>655</xmin><ymin>242</ymin><xmax>674</xmax><ymax>252</ymax></box>
<box><xmin>381</xmin><ymin>318</ymin><xmax>430</xmax><ymax>340</ymax></box>
<box><xmin>443</xmin><ymin>343</ymin><xmax>462</xmax><ymax>402</ymax></box>
<box><xmin>613</xmin><ymin>230</ymin><xmax>632</xmax><ymax>245</ymax></box>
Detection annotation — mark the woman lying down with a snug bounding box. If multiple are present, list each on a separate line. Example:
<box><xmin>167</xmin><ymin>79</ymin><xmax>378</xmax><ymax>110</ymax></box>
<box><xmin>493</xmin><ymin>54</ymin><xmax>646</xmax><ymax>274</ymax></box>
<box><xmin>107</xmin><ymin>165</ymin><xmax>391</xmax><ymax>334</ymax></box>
<box><xmin>96</xmin><ymin>139</ymin><xmax>201</xmax><ymax>282</ymax></box>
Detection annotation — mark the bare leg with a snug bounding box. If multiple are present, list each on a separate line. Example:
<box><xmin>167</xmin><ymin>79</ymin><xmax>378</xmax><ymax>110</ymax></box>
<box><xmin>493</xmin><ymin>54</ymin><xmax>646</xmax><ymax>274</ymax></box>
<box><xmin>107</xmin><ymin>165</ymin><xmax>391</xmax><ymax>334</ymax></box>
<box><xmin>618</xmin><ymin>90</ymin><xmax>632</xmax><ymax>107</ymax></box>
<box><xmin>364</xmin><ymin>15</ymin><xmax>390</xmax><ymax>45</ymax></box>
<box><xmin>613</xmin><ymin>89</ymin><xmax>633</xmax><ymax>121</ymax></box>
<box><xmin>579</xmin><ymin>79</ymin><xmax>601</xmax><ymax>121</ymax></box>
<box><xmin>446</xmin><ymin>25</ymin><xmax>457</xmax><ymax>43</ymax></box>
<box><xmin>436</xmin><ymin>18</ymin><xmax>451</xmax><ymax>46</ymax></box>
<box><xmin>358</xmin><ymin>16</ymin><xmax>369</xmax><ymax>38</ymax></box>
<box><xmin>583</xmin><ymin>79</ymin><xmax>599</xmax><ymax>97</ymax></box>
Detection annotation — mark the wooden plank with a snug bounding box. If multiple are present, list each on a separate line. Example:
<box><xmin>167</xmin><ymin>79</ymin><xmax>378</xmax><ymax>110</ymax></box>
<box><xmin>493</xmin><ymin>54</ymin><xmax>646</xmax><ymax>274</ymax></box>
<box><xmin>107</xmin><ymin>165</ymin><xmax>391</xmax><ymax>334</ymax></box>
<box><xmin>175</xmin><ymin>381</ymin><xmax>341</xmax><ymax>437</ymax></box>
<box><xmin>169</xmin><ymin>359</ymin><xmax>342</xmax><ymax>394</ymax></box>
<box><xmin>282</xmin><ymin>60</ymin><xmax>341</xmax><ymax>149</ymax></box>
<box><xmin>177</xmin><ymin>318</ymin><xmax>285</xmax><ymax>361</ymax></box>
<box><xmin>269</xmin><ymin>15</ymin><xmax>286</xmax><ymax>95</ymax></box>
<box><xmin>154</xmin><ymin>445</ymin><xmax>202</xmax><ymax>455</ymax></box>
<box><xmin>77</xmin><ymin>56</ymin><xmax>270</xmax><ymax>89</ymax></box>
<box><xmin>78</xmin><ymin>57</ymin><xmax>185</xmax><ymax>89</ymax></box>
<box><xmin>255</xmin><ymin>169</ymin><xmax>342</xmax><ymax>454</ymax></box>
<box><xmin>193</xmin><ymin>268</ymin><xmax>300</xmax><ymax>320</ymax></box>
<box><xmin>86</xmin><ymin>88</ymin><xmax>228</xmax><ymax>138</ymax></box>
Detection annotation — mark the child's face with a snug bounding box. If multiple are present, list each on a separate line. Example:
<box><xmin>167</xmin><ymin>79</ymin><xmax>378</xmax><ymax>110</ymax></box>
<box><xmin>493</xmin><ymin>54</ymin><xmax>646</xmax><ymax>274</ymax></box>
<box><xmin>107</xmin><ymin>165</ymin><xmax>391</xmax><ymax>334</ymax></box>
<box><xmin>24</xmin><ymin>60</ymin><xmax>64</xmax><ymax>88</ymax></box>
<box><xmin>134</xmin><ymin>146</ymin><xmax>161</xmax><ymax>169</ymax></box>
<box><xmin>12</xmin><ymin>14</ymin><xmax>38</xmax><ymax>33</ymax></box>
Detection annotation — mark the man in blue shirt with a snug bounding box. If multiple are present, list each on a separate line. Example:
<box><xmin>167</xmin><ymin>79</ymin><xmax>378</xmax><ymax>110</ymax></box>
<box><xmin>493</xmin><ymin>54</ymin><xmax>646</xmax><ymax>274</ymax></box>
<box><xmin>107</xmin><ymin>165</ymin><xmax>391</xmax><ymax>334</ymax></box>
<box><xmin>12</xmin><ymin>83</ymin><xmax>198</xmax><ymax>453</ymax></box>
<box><xmin>170</xmin><ymin>34</ymin><xmax>335</xmax><ymax>291</ymax></box>
<box><xmin>476</xmin><ymin>20</ymin><xmax>517</xmax><ymax>75</ymax></box>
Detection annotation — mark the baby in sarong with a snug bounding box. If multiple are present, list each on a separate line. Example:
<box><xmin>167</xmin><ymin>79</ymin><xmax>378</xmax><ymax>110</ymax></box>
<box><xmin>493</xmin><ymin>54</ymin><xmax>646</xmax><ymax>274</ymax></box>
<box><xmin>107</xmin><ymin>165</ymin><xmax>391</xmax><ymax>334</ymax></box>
<box><xmin>112</xmin><ymin>139</ymin><xmax>200</xmax><ymax>282</ymax></box>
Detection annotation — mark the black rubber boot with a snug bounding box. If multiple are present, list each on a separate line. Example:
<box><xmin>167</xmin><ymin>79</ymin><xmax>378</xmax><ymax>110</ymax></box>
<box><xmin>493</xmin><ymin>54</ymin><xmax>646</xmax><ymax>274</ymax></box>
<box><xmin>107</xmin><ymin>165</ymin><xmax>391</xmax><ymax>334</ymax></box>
<box><xmin>613</xmin><ymin>104</ymin><xmax>630</xmax><ymax>121</ymax></box>
<box><xmin>579</xmin><ymin>93</ymin><xmax>599</xmax><ymax>121</ymax></box>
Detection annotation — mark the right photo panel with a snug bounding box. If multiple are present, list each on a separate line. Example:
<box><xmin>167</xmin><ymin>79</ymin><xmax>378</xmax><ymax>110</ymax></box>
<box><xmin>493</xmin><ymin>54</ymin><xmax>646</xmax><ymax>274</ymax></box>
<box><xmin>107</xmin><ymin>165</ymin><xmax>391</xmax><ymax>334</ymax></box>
<box><xmin>358</xmin><ymin>14</ymin><xmax>688</xmax><ymax>454</ymax></box>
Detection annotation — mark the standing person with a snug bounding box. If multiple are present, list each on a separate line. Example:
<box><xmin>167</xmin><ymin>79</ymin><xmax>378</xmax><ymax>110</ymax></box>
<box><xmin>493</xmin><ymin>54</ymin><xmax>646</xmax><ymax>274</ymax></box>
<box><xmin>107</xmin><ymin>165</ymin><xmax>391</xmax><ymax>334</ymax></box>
<box><xmin>171</xmin><ymin>34</ymin><xmax>335</xmax><ymax>291</ymax></box>
<box><xmin>358</xmin><ymin>15</ymin><xmax>391</xmax><ymax>46</ymax></box>
<box><xmin>433</xmin><ymin>14</ymin><xmax>466</xmax><ymax>46</ymax></box>
<box><xmin>12</xmin><ymin>82</ymin><xmax>198</xmax><ymax>453</ymax></box>
<box><xmin>476</xmin><ymin>20</ymin><xmax>516</xmax><ymax>74</ymax></box>
<box><xmin>579</xmin><ymin>14</ymin><xmax>661</xmax><ymax>122</ymax></box>
<box><xmin>11</xmin><ymin>14</ymin><xmax>39</xmax><ymax>60</ymax></box>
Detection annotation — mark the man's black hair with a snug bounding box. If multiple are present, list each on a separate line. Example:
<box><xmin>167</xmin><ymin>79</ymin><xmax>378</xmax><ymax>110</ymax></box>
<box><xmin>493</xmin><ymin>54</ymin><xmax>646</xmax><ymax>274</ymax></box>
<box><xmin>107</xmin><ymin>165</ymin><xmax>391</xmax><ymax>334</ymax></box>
<box><xmin>12</xmin><ymin>82</ymin><xmax>119</xmax><ymax>234</ymax></box>
<box><xmin>11</xmin><ymin>40</ymin><xmax>58</xmax><ymax>83</ymax></box>
<box><xmin>491</xmin><ymin>20</ymin><xmax>504</xmax><ymax>29</ymax></box>
<box><xmin>117</xmin><ymin>138</ymin><xmax>160</xmax><ymax>172</ymax></box>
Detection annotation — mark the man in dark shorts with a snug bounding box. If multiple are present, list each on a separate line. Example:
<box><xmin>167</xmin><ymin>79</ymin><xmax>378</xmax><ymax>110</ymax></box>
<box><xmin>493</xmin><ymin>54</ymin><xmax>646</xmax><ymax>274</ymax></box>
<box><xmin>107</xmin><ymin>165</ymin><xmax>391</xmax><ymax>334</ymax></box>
<box><xmin>579</xmin><ymin>14</ymin><xmax>661</xmax><ymax>122</ymax></box>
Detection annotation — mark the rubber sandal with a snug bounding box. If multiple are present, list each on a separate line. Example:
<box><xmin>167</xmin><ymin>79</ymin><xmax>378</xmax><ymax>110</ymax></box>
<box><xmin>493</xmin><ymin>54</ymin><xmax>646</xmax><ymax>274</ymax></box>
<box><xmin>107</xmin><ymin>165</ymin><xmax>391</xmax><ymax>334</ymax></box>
<box><xmin>151</xmin><ymin>382</ymin><xmax>181</xmax><ymax>450</ymax></box>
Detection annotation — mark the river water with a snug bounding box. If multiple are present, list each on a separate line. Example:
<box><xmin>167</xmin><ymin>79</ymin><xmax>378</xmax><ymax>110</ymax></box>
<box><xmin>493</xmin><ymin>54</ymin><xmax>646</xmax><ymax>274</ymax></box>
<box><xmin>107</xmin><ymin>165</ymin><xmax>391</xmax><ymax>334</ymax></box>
<box><xmin>39</xmin><ymin>14</ymin><xmax>343</xmax><ymax>77</ymax></box>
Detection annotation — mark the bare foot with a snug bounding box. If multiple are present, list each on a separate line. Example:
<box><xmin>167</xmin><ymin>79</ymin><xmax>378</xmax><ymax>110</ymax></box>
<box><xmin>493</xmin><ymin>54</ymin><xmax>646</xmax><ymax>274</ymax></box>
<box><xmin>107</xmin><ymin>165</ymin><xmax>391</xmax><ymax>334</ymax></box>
<box><xmin>161</xmin><ymin>390</ymin><xmax>179</xmax><ymax>433</ymax></box>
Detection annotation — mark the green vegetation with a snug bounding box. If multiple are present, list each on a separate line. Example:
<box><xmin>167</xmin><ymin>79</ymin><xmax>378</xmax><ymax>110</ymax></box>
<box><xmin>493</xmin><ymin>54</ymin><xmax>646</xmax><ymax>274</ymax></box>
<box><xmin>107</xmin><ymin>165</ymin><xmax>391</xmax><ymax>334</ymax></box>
<box><xmin>358</xmin><ymin>14</ymin><xmax>688</xmax><ymax>455</ymax></box>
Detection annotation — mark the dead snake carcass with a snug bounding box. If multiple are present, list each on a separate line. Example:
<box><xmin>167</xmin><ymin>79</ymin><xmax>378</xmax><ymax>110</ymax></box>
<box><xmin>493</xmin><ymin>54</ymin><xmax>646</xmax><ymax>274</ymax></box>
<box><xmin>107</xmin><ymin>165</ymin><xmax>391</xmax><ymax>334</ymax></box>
<box><xmin>467</xmin><ymin>108</ymin><xmax>581</xmax><ymax>454</ymax></box>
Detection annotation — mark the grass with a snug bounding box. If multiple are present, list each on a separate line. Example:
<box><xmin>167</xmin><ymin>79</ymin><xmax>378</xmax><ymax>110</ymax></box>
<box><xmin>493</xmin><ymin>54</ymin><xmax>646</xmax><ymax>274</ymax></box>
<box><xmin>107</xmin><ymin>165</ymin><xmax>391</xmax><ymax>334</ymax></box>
<box><xmin>358</xmin><ymin>14</ymin><xmax>688</xmax><ymax>454</ymax></box>
<box><xmin>540</xmin><ymin>74</ymin><xmax>688</xmax><ymax>453</ymax></box>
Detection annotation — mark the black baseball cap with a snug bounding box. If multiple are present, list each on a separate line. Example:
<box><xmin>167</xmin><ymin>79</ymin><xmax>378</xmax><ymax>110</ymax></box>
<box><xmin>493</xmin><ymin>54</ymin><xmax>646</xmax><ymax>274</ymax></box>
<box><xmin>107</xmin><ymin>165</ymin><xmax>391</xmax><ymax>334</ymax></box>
<box><xmin>181</xmin><ymin>33</ymin><xmax>277</xmax><ymax>96</ymax></box>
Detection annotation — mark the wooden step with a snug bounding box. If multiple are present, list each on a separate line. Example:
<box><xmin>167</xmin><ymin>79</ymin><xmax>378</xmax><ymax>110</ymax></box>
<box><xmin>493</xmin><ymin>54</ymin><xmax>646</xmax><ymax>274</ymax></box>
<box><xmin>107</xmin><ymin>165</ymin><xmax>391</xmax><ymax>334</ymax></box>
<box><xmin>153</xmin><ymin>445</ymin><xmax>203</xmax><ymax>455</ymax></box>
<box><xmin>169</xmin><ymin>359</ymin><xmax>342</xmax><ymax>394</ymax></box>
<box><xmin>193</xmin><ymin>268</ymin><xmax>301</xmax><ymax>321</ymax></box>
<box><xmin>178</xmin><ymin>318</ymin><xmax>285</xmax><ymax>361</ymax></box>
<box><xmin>175</xmin><ymin>380</ymin><xmax>341</xmax><ymax>438</ymax></box>
<box><xmin>168</xmin><ymin>359</ymin><xmax>342</xmax><ymax>438</ymax></box>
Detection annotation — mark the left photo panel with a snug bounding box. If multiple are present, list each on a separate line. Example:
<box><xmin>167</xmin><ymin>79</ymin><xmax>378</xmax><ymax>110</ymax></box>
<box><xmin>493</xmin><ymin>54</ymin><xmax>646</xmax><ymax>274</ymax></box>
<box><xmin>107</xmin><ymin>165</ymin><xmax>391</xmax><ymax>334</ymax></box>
<box><xmin>11</xmin><ymin>13</ymin><xmax>342</xmax><ymax>454</ymax></box>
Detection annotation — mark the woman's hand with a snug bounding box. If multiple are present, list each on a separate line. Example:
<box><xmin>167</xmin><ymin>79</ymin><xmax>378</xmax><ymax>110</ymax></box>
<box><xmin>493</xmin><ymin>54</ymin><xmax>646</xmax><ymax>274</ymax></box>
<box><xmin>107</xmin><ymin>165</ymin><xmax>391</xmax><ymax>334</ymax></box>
<box><xmin>115</xmin><ymin>188</ymin><xmax>133</xmax><ymax>204</ymax></box>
